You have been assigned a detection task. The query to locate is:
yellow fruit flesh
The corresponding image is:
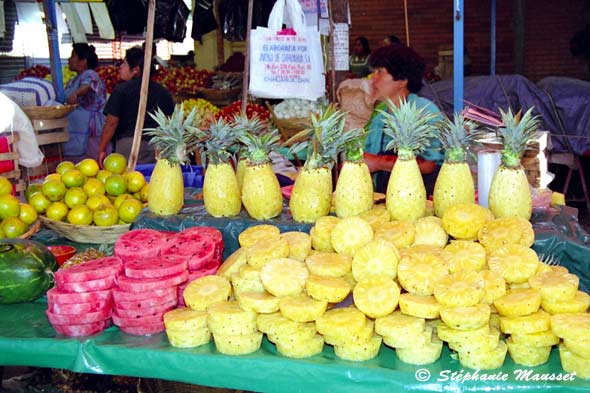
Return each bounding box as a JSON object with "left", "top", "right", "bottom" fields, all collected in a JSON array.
[
  {"left": 433, "top": 162, "right": 475, "bottom": 218},
  {"left": 241, "top": 163, "right": 283, "bottom": 220},
  {"left": 203, "top": 162, "right": 241, "bottom": 217},
  {"left": 488, "top": 165, "right": 532, "bottom": 220},
  {"left": 334, "top": 162, "right": 373, "bottom": 218},
  {"left": 147, "top": 159, "right": 184, "bottom": 216},
  {"left": 386, "top": 158, "right": 426, "bottom": 221},
  {"left": 289, "top": 167, "right": 332, "bottom": 223}
]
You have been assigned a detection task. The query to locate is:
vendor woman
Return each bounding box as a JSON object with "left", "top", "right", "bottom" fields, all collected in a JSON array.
[
  {"left": 63, "top": 43, "right": 106, "bottom": 160},
  {"left": 98, "top": 46, "right": 174, "bottom": 165},
  {"left": 363, "top": 44, "right": 444, "bottom": 193}
]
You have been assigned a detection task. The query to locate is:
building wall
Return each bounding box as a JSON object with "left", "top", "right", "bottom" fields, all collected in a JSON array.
[{"left": 349, "top": 0, "right": 589, "bottom": 81}]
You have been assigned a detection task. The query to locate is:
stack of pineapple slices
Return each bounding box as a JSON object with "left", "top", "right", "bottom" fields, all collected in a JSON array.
[{"left": 160, "top": 208, "right": 590, "bottom": 378}]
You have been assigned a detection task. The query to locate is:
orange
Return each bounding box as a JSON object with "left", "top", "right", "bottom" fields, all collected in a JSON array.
[
  {"left": 61, "top": 169, "right": 86, "bottom": 188},
  {"left": 118, "top": 198, "right": 143, "bottom": 223},
  {"left": 96, "top": 170, "right": 112, "bottom": 184},
  {"left": 18, "top": 203, "right": 38, "bottom": 225},
  {"left": 0, "top": 194, "right": 21, "bottom": 219},
  {"left": 83, "top": 178, "right": 106, "bottom": 197},
  {"left": 105, "top": 174, "right": 127, "bottom": 197},
  {"left": 139, "top": 183, "right": 149, "bottom": 203},
  {"left": 126, "top": 171, "right": 146, "bottom": 193},
  {"left": 1, "top": 217, "right": 27, "bottom": 238},
  {"left": 93, "top": 204, "right": 118, "bottom": 226},
  {"left": 103, "top": 153, "right": 127, "bottom": 175},
  {"left": 42, "top": 179, "right": 66, "bottom": 202},
  {"left": 67, "top": 205, "right": 93, "bottom": 225},
  {"left": 46, "top": 202, "right": 69, "bottom": 221},
  {"left": 76, "top": 158, "right": 100, "bottom": 177},
  {"left": 113, "top": 194, "right": 134, "bottom": 210},
  {"left": 25, "top": 184, "right": 42, "bottom": 202},
  {"left": 56, "top": 161, "right": 75, "bottom": 176},
  {"left": 0, "top": 177, "right": 13, "bottom": 196},
  {"left": 29, "top": 193, "right": 51, "bottom": 213},
  {"left": 64, "top": 187, "right": 88, "bottom": 209},
  {"left": 86, "top": 195, "right": 112, "bottom": 211},
  {"left": 44, "top": 173, "right": 61, "bottom": 183}
]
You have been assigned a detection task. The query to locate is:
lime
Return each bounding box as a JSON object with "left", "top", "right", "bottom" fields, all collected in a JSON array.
[
  {"left": 46, "top": 202, "right": 69, "bottom": 221},
  {"left": 113, "top": 194, "right": 134, "bottom": 209},
  {"left": 105, "top": 174, "right": 127, "bottom": 197},
  {"left": 96, "top": 170, "right": 112, "bottom": 184},
  {"left": 118, "top": 198, "right": 143, "bottom": 223},
  {"left": 44, "top": 173, "right": 61, "bottom": 183},
  {"left": 86, "top": 195, "right": 112, "bottom": 211},
  {"left": 64, "top": 187, "right": 88, "bottom": 209},
  {"left": 76, "top": 158, "right": 100, "bottom": 177},
  {"left": 93, "top": 204, "right": 119, "bottom": 226},
  {"left": 1, "top": 217, "right": 27, "bottom": 238},
  {"left": 0, "top": 194, "right": 21, "bottom": 219},
  {"left": 83, "top": 178, "right": 106, "bottom": 197},
  {"left": 61, "top": 169, "right": 86, "bottom": 188},
  {"left": 126, "top": 171, "right": 146, "bottom": 193},
  {"left": 42, "top": 179, "right": 67, "bottom": 202},
  {"left": 29, "top": 193, "right": 51, "bottom": 213},
  {"left": 25, "top": 184, "right": 42, "bottom": 201},
  {"left": 67, "top": 205, "right": 93, "bottom": 225},
  {"left": 0, "top": 177, "right": 13, "bottom": 196},
  {"left": 139, "top": 183, "right": 149, "bottom": 203},
  {"left": 103, "top": 153, "right": 127, "bottom": 175},
  {"left": 19, "top": 203, "right": 38, "bottom": 225},
  {"left": 56, "top": 161, "right": 75, "bottom": 176}
]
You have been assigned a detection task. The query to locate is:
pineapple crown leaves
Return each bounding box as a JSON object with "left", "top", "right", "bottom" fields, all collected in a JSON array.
[
  {"left": 199, "top": 117, "right": 238, "bottom": 166},
  {"left": 144, "top": 103, "right": 204, "bottom": 165},
  {"left": 231, "top": 113, "right": 266, "bottom": 138},
  {"left": 238, "top": 126, "right": 282, "bottom": 165},
  {"left": 440, "top": 112, "right": 482, "bottom": 163},
  {"left": 497, "top": 106, "right": 540, "bottom": 168},
  {"left": 379, "top": 97, "right": 440, "bottom": 160}
]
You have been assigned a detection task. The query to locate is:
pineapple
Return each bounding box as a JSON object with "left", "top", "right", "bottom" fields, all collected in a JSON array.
[
  {"left": 564, "top": 337, "right": 590, "bottom": 359},
  {"left": 542, "top": 291, "right": 590, "bottom": 314},
  {"left": 239, "top": 126, "right": 283, "bottom": 220},
  {"left": 166, "top": 328, "right": 211, "bottom": 348},
  {"left": 379, "top": 98, "right": 440, "bottom": 221},
  {"left": 330, "top": 217, "right": 374, "bottom": 256},
  {"left": 305, "top": 274, "right": 351, "bottom": 303},
  {"left": 458, "top": 341, "right": 508, "bottom": 370},
  {"left": 512, "top": 330, "right": 559, "bottom": 347},
  {"left": 373, "top": 220, "right": 415, "bottom": 249},
  {"left": 351, "top": 239, "right": 399, "bottom": 281},
  {"left": 144, "top": 104, "right": 202, "bottom": 215},
  {"left": 375, "top": 311, "right": 425, "bottom": 346},
  {"left": 507, "top": 337, "right": 552, "bottom": 367},
  {"left": 281, "top": 231, "right": 312, "bottom": 261},
  {"left": 238, "top": 224, "right": 281, "bottom": 247},
  {"left": 395, "top": 330, "right": 443, "bottom": 365},
  {"left": 412, "top": 216, "right": 448, "bottom": 248},
  {"left": 528, "top": 269, "right": 579, "bottom": 302},
  {"left": 441, "top": 240, "right": 487, "bottom": 273},
  {"left": 447, "top": 329, "right": 500, "bottom": 353},
  {"left": 398, "top": 293, "right": 441, "bottom": 319},
  {"left": 433, "top": 113, "right": 480, "bottom": 218},
  {"left": 499, "top": 310, "right": 550, "bottom": 334},
  {"left": 550, "top": 313, "right": 590, "bottom": 341},
  {"left": 487, "top": 244, "right": 539, "bottom": 284},
  {"left": 207, "top": 301, "right": 258, "bottom": 335},
  {"left": 213, "top": 332, "right": 263, "bottom": 355},
  {"left": 559, "top": 344, "right": 590, "bottom": 379},
  {"left": 488, "top": 107, "right": 541, "bottom": 219},
  {"left": 353, "top": 276, "right": 401, "bottom": 318},
  {"left": 334, "top": 335, "right": 382, "bottom": 362},
  {"left": 439, "top": 304, "right": 490, "bottom": 330},
  {"left": 397, "top": 253, "right": 448, "bottom": 296},
  {"left": 279, "top": 294, "right": 328, "bottom": 322},
  {"left": 275, "top": 334, "right": 324, "bottom": 359},
  {"left": 433, "top": 271, "right": 485, "bottom": 307},
  {"left": 305, "top": 252, "right": 352, "bottom": 277},
  {"left": 493, "top": 288, "right": 542, "bottom": 317},
  {"left": 232, "top": 113, "right": 266, "bottom": 191},
  {"left": 441, "top": 202, "right": 494, "bottom": 241},
  {"left": 310, "top": 215, "right": 341, "bottom": 252},
  {"left": 480, "top": 270, "right": 507, "bottom": 304},
  {"left": 324, "top": 320, "right": 374, "bottom": 346},
  {"left": 217, "top": 248, "right": 248, "bottom": 280},
  {"left": 246, "top": 237, "right": 290, "bottom": 268},
  {"left": 260, "top": 258, "right": 309, "bottom": 297},
  {"left": 478, "top": 217, "right": 535, "bottom": 250},
  {"left": 200, "top": 117, "right": 242, "bottom": 217},
  {"left": 237, "top": 291, "right": 280, "bottom": 314},
  {"left": 164, "top": 308, "right": 208, "bottom": 331},
  {"left": 359, "top": 205, "right": 391, "bottom": 231},
  {"left": 183, "top": 275, "right": 232, "bottom": 311},
  {"left": 315, "top": 307, "right": 367, "bottom": 339}
]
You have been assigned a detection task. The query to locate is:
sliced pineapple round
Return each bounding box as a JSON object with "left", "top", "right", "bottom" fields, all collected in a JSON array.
[
  {"left": 412, "top": 216, "right": 448, "bottom": 248},
  {"left": 238, "top": 264, "right": 262, "bottom": 280},
  {"left": 305, "top": 252, "right": 352, "bottom": 277},
  {"left": 437, "top": 323, "right": 490, "bottom": 343},
  {"left": 315, "top": 306, "right": 366, "bottom": 338},
  {"left": 439, "top": 304, "right": 490, "bottom": 330},
  {"left": 478, "top": 217, "right": 535, "bottom": 250},
  {"left": 353, "top": 276, "right": 401, "bottom": 318},
  {"left": 374, "top": 311, "right": 425, "bottom": 339},
  {"left": 447, "top": 328, "right": 500, "bottom": 353},
  {"left": 213, "top": 331, "right": 263, "bottom": 355},
  {"left": 183, "top": 275, "right": 232, "bottom": 311},
  {"left": 164, "top": 307, "right": 208, "bottom": 331},
  {"left": 458, "top": 340, "right": 507, "bottom": 370},
  {"left": 506, "top": 337, "right": 551, "bottom": 367},
  {"left": 373, "top": 220, "right": 415, "bottom": 249},
  {"left": 330, "top": 217, "right": 374, "bottom": 256},
  {"left": 499, "top": 310, "right": 550, "bottom": 334},
  {"left": 305, "top": 274, "right": 351, "bottom": 303},
  {"left": 529, "top": 269, "right": 579, "bottom": 302},
  {"left": 216, "top": 248, "right": 248, "bottom": 279},
  {"left": 279, "top": 294, "right": 327, "bottom": 322},
  {"left": 493, "top": 288, "right": 542, "bottom": 317},
  {"left": 559, "top": 344, "right": 590, "bottom": 379},
  {"left": 281, "top": 231, "right": 312, "bottom": 261},
  {"left": 433, "top": 271, "right": 485, "bottom": 307},
  {"left": 550, "top": 313, "right": 590, "bottom": 340},
  {"left": 480, "top": 270, "right": 507, "bottom": 304},
  {"left": 487, "top": 244, "right": 539, "bottom": 284},
  {"left": 399, "top": 244, "right": 443, "bottom": 259},
  {"left": 398, "top": 293, "right": 440, "bottom": 319},
  {"left": 441, "top": 240, "right": 487, "bottom": 273},
  {"left": 564, "top": 337, "right": 590, "bottom": 359},
  {"left": 207, "top": 300, "right": 257, "bottom": 335},
  {"left": 396, "top": 331, "right": 443, "bottom": 365},
  {"left": 511, "top": 329, "right": 559, "bottom": 348},
  {"left": 359, "top": 206, "right": 391, "bottom": 231},
  {"left": 260, "top": 258, "right": 309, "bottom": 297},
  {"left": 542, "top": 290, "right": 590, "bottom": 314},
  {"left": 231, "top": 274, "right": 265, "bottom": 297},
  {"left": 237, "top": 291, "right": 280, "bottom": 314},
  {"left": 275, "top": 334, "right": 324, "bottom": 359},
  {"left": 324, "top": 320, "right": 374, "bottom": 346},
  {"left": 310, "top": 216, "right": 341, "bottom": 252},
  {"left": 334, "top": 335, "right": 382, "bottom": 362},
  {"left": 257, "top": 312, "right": 315, "bottom": 341},
  {"left": 397, "top": 254, "right": 448, "bottom": 295},
  {"left": 166, "top": 327, "right": 211, "bottom": 348},
  {"left": 351, "top": 239, "right": 399, "bottom": 281},
  {"left": 246, "top": 237, "right": 290, "bottom": 268},
  {"left": 238, "top": 224, "right": 281, "bottom": 247},
  {"left": 442, "top": 202, "right": 494, "bottom": 241}
]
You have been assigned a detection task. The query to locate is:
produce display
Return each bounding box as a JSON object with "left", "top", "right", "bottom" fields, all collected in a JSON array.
[
  {"left": 27, "top": 154, "right": 147, "bottom": 226},
  {"left": 273, "top": 98, "right": 322, "bottom": 119},
  {"left": 0, "top": 176, "right": 39, "bottom": 238},
  {"left": 95, "top": 65, "right": 121, "bottom": 94},
  {"left": 216, "top": 100, "right": 270, "bottom": 122},
  {"left": 16, "top": 64, "right": 50, "bottom": 80},
  {"left": 153, "top": 66, "right": 214, "bottom": 95},
  {"left": 181, "top": 98, "right": 219, "bottom": 128}
]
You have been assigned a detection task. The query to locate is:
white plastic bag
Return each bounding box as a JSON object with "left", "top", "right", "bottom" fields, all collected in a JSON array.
[{"left": 249, "top": 0, "right": 325, "bottom": 100}]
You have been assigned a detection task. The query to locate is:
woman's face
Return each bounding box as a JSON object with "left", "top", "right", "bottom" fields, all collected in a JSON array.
[
  {"left": 68, "top": 51, "right": 85, "bottom": 73},
  {"left": 119, "top": 60, "right": 137, "bottom": 81},
  {"left": 354, "top": 40, "right": 365, "bottom": 56},
  {"left": 370, "top": 67, "right": 408, "bottom": 101}
]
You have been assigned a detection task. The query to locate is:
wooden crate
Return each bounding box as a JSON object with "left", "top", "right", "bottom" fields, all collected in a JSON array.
[
  {"left": 21, "top": 117, "right": 68, "bottom": 182},
  {"left": 0, "top": 133, "right": 26, "bottom": 196}
]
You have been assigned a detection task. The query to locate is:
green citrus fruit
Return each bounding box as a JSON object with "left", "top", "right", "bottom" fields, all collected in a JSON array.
[
  {"left": 67, "top": 205, "right": 93, "bottom": 225},
  {"left": 86, "top": 195, "right": 112, "bottom": 211},
  {"left": 76, "top": 158, "right": 100, "bottom": 177},
  {"left": 56, "top": 161, "right": 75, "bottom": 176},
  {"left": 93, "top": 204, "right": 118, "bottom": 226},
  {"left": 83, "top": 178, "right": 106, "bottom": 197},
  {"left": 0, "top": 194, "right": 21, "bottom": 219},
  {"left": 42, "top": 179, "right": 67, "bottom": 202},
  {"left": 25, "top": 184, "right": 42, "bottom": 202},
  {"left": 1, "top": 217, "right": 27, "bottom": 238},
  {"left": 0, "top": 177, "right": 13, "bottom": 196},
  {"left": 139, "top": 183, "right": 149, "bottom": 203},
  {"left": 103, "top": 153, "right": 127, "bottom": 175},
  {"left": 61, "top": 169, "right": 86, "bottom": 188},
  {"left": 96, "top": 170, "right": 112, "bottom": 184},
  {"left": 125, "top": 171, "right": 146, "bottom": 193},
  {"left": 19, "top": 203, "right": 38, "bottom": 225},
  {"left": 44, "top": 173, "right": 62, "bottom": 183},
  {"left": 29, "top": 193, "right": 51, "bottom": 213},
  {"left": 64, "top": 187, "right": 88, "bottom": 209},
  {"left": 105, "top": 174, "right": 127, "bottom": 197},
  {"left": 113, "top": 194, "right": 134, "bottom": 210},
  {"left": 46, "top": 202, "right": 69, "bottom": 221},
  {"left": 118, "top": 198, "right": 143, "bottom": 223}
]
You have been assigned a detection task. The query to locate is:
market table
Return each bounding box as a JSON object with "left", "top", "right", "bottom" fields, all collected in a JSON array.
[{"left": 2, "top": 200, "right": 589, "bottom": 392}]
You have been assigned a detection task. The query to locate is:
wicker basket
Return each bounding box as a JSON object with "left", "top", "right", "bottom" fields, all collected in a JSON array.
[
  {"left": 197, "top": 87, "right": 241, "bottom": 101},
  {"left": 39, "top": 216, "right": 130, "bottom": 244},
  {"left": 21, "top": 105, "right": 77, "bottom": 120},
  {"left": 18, "top": 220, "right": 41, "bottom": 240},
  {"left": 273, "top": 117, "right": 311, "bottom": 140}
]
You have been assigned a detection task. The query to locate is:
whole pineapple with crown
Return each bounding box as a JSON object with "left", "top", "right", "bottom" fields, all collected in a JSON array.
[
  {"left": 433, "top": 113, "right": 480, "bottom": 218},
  {"left": 380, "top": 98, "right": 440, "bottom": 221},
  {"left": 488, "top": 107, "right": 540, "bottom": 220},
  {"left": 239, "top": 126, "right": 283, "bottom": 220},
  {"left": 144, "top": 104, "right": 201, "bottom": 216},
  {"left": 201, "top": 117, "right": 241, "bottom": 217},
  {"left": 233, "top": 114, "right": 266, "bottom": 191}
]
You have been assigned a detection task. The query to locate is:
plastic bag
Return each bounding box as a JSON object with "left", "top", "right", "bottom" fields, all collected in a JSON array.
[
  {"left": 191, "top": 0, "right": 218, "bottom": 42},
  {"left": 105, "top": 0, "right": 147, "bottom": 35},
  {"left": 154, "top": 0, "right": 189, "bottom": 42},
  {"left": 219, "top": 0, "right": 246, "bottom": 41}
]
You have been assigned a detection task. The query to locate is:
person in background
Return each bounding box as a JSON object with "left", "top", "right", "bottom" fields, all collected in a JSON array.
[
  {"left": 363, "top": 44, "right": 444, "bottom": 193},
  {"left": 63, "top": 43, "right": 106, "bottom": 161},
  {"left": 349, "top": 37, "right": 372, "bottom": 78},
  {"left": 98, "top": 46, "right": 175, "bottom": 165},
  {"left": 383, "top": 34, "right": 402, "bottom": 46}
]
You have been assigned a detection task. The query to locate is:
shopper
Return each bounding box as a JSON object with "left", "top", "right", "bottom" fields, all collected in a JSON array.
[
  {"left": 349, "top": 37, "right": 372, "bottom": 78},
  {"left": 98, "top": 47, "right": 175, "bottom": 165}
]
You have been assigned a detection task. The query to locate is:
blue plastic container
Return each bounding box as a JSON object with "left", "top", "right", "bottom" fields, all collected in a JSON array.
[{"left": 135, "top": 163, "right": 204, "bottom": 189}]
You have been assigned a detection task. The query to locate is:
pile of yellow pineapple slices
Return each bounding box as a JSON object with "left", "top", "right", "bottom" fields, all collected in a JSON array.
[{"left": 161, "top": 203, "right": 590, "bottom": 378}]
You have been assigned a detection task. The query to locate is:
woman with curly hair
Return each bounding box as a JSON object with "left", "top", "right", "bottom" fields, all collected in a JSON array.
[{"left": 363, "top": 44, "right": 444, "bottom": 193}]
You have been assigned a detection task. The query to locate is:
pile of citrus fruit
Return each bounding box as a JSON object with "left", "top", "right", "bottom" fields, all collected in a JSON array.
[
  {"left": 26, "top": 153, "right": 148, "bottom": 227},
  {"left": 0, "top": 177, "right": 38, "bottom": 238}
]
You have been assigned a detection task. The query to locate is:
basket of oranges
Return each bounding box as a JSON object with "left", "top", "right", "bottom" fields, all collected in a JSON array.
[
  {"left": 30, "top": 153, "right": 148, "bottom": 244},
  {"left": 0, "top": 176, "right": 41, "bottom": 239}
]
